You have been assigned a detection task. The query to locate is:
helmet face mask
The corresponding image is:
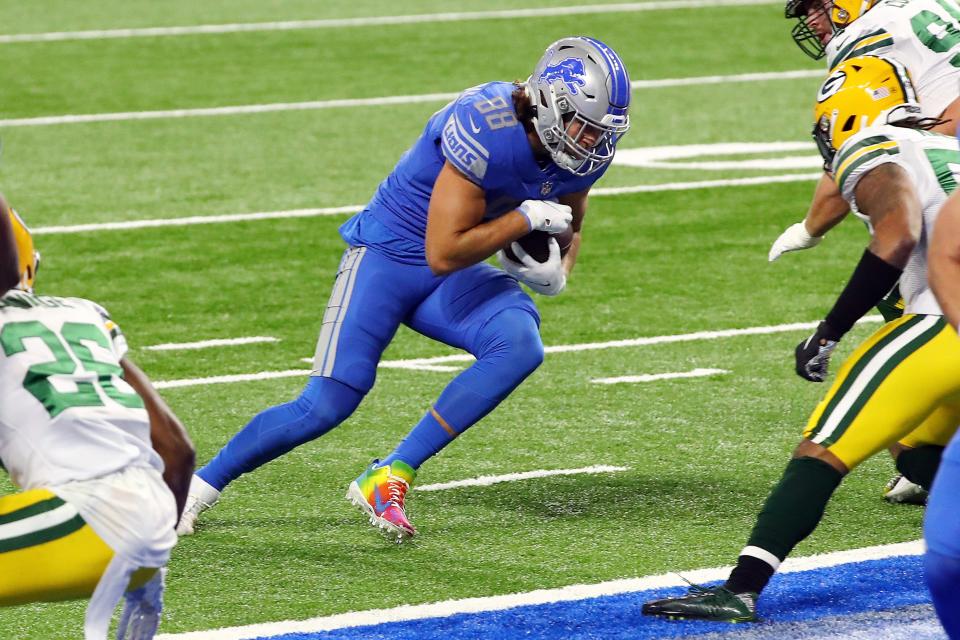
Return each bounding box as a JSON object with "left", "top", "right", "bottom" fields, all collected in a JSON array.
[
  {"left": 812, "top": 56, "right": 920, "bottom": 170},
  {"left": 527, "top": 37, "right": 631, "bottom": 176},
  {"left": 785, "top": 0, "right": 879, "bottom": 59},
  {"left": 9, "top": 208, "right": 40, "bottom": 293},
  {"left": 786, "top": 0, "right": 835, "bottom": 59}
]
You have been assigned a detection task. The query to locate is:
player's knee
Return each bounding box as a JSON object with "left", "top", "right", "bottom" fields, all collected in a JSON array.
[
  {"left": 482, "top": 309, "right": 543, "bottom": 376},
  {"left": 297, "top": 377, "right": 364, "bottom": 435},
  {"left": 511, "top": 326, "right": 545, "bottom": 375}
]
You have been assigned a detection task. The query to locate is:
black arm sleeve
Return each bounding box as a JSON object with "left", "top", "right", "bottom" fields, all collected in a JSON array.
[{"left": 822, "top": 248, "right": 904, "bottom": 340}]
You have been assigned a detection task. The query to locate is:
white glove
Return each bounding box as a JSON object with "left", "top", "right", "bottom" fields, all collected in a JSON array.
[
  {"left": 768, "top": 221, "right": 823, "bottom": 262},
  {"left": 518, "top": 200, "right": 572, "bottom": 234},
  {"left": 116, "top": 568, "right": 165, "bottom": 640},
  {"left": 497, "top": 238, "right": 567, "bottom": 296}
]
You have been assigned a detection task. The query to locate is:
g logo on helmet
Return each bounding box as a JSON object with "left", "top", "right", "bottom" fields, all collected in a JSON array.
[
  {"left": 817, "top": 70, "right": 847, "bottom": 103},
  {"left": 539, "top": 57, "right": 587, "bottom": 95}
]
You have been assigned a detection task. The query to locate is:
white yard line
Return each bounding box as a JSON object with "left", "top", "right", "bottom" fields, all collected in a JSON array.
[
  {"left": 143, "top": 336, "right": 278, "bottom": 351},
  {"left": 153, "top": 318, "right": 882, "bottom": 390},
  {"left": 417, "top": 465, "right": 629, "bottom": 492},
  {"left": 592, "top": 172, "right": 822, "bottom": 196},
  {"left": 31, "top": 206, "right": 362, "bottom": 235},
  {"left": 377, "top": 362, "right": 464, "bottom": 372},
  {"left": 373, "top": 317, "right": 881, "bottom": 369},
  {"left": 0, "top": 0, "right": 778, "bottom": 44},
  {"left": 32, "top": 172, "right": 822, "bottom": 236},
  {"left": 156, "top": 539, "right": 924, "bottom": 640},
  {"left": 153, "top": 369, "right": 309, "bottom": 390},
  {"left": 592, "top": 368, "right": 729, "bottom": 384},
  {"left": 0, "top": 70, "right": 822, "bottom": 129},
  {"left": 618, "top": 141, "right": 817, "bottom": 161},
  {"left": 614, "top": 141, "right": 823, "bottom": 171}
]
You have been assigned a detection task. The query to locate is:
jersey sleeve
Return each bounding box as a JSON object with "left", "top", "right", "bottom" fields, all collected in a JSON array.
[
  {"left": 440, "top": 98, "right": 493, "bottom": 186},
  {"left": 832, "top": 129, "right": 914, "bottom": 206},
  {"left": 439, "top": 84, "right": 524, "bottom": 189},
  {"left": 71, "top": 298, "right": 130, "bottom": 359}
]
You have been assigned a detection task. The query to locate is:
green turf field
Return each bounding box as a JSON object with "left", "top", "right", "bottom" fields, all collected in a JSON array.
[{"left": 0, "top": 1, "right": 929, "bottom": 638}]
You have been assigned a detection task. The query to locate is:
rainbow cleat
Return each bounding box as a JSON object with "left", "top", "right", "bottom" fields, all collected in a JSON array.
[{"left": 346, "top": 460, "right": 417, "bottom": 543}]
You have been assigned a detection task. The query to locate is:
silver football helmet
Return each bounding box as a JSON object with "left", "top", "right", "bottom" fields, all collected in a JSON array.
[{"left": 527, "top": 37, "right": 631, "bottom": 176}]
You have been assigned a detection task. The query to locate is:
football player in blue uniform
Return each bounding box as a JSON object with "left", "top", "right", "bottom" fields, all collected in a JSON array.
[
  {"left": 177, "top": 37, "right": 631, "bottom": 541},
  {"left": 926, "top": 189, "right": 960, "bottom": 638}
]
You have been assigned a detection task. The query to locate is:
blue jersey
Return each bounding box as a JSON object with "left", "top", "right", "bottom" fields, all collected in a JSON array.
[{"left": 339, "top": 81, "right": 606, "bottom": 264}]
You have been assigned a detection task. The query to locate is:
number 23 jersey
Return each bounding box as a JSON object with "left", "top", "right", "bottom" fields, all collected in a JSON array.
[{"left": 0, "top": 291, "right": 161, "bottom": 490}]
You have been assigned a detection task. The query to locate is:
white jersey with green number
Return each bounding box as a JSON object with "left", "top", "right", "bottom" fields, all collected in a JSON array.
[
  {"left": 0, "top": 291, "right": 161, "bottom": 490},
  {"left": 832, "top": 124, "right": 959, "bottom": 315},
  {"left": 826, "top": 0, "right": 960, "bottom": 118}
]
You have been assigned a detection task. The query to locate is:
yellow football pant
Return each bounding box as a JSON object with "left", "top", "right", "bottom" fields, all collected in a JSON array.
[
  {"left": 803, "top": 314, "right": 960, "bottom": 469},
  {"left": 0, "top": 487, "right": 153, "bottom": 607}
]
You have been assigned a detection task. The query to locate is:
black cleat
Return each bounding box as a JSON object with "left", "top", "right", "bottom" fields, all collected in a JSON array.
[{"left": 642, "top": 584, "right": 758, "bottom": 622}]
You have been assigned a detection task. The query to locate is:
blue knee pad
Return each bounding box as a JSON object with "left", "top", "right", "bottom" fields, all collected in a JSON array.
[{"left": 199, "top": 377, "right": 364, "bottom": 490}]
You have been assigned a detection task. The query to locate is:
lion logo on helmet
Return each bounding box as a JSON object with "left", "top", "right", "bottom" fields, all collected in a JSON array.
[{"left": 539, "top": 57, "right": 587, "bottom": 95}]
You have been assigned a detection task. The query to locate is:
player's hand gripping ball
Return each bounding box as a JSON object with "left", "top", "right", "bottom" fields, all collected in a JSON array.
[{"left": 502, "top": 227, "right": 574, "bottom": 263}]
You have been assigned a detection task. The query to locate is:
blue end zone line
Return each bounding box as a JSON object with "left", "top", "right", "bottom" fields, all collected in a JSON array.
[{"left": 157, "top": 540, "right": 928, "bottom": 640}]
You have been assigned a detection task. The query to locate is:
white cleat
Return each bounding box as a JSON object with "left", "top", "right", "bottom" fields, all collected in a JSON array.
[
  {"left": 883, "top": 474, "right": 928, "bottom": 505},
  {"left": 175, "top": 475, "right": 221, "bottom": 536}
]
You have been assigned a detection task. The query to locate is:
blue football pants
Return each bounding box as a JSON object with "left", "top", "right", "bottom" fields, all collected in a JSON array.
[
  {"left": 199, "top": 246, "right": 542, "bottom": 489},
  {"left": 925, "top": 433, "right": 960, "bottom": 639}
]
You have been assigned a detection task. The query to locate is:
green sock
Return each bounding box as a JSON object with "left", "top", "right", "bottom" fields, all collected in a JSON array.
[
  {"left": 895, "top": 445, "right": 944, "bottom": 490},
  {"left": 744, "top": 456, "right": 844, "bottom": 562}
]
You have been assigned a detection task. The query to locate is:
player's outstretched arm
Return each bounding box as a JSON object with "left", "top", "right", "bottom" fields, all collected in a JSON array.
[
  {"left": 795, "top": 164, "right": 919, "bottom": 381},
  {"left": 121, "top": 358, "right": 195, "bottom": 519},
  {"left": 931, "top": 191, "right": 960, "bottom": 331},
  {"left": 0, "top": 194, "right": 20, "bottom": 294},
  {"left": 805, "top": 173, "right": 850, "bottom": 237},
  {"left": 769, "top": 174, "right": 848, "bottom": 261}
]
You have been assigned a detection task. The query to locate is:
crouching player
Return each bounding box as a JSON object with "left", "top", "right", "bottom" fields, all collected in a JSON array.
[
  {"left": 925, "top": 176, "right": 960, "bottom": 638},
  {"left": 0, "top": 201, "right": 195, "bottom": 639},
  {"left": 643, "top": 56, "right": 960, "bottom": 622},
  {"left": 178, "top": 37, "right": 631, "bottom": 542}
]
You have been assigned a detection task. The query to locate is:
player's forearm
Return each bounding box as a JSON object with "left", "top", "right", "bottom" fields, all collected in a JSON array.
[
  {"left": 930, "top": 195, "right": 960, "bottom": 331},
  {"left": 820, "top": 167, "right": 919, "bottom": 340},
  {"left": 557, "top": 190, "right": 586, "bottom": 275},
  {"left": 804, "top": 173, "right": 850, "bottom": 237},
  {"left": 0, "top": 195, "right": 19, "bottom": 294},
  {"left": 561, "top": 232, "right": 582, "bottom": 275},
  {"left": 120, "top": 358, "right": 196, "bottom": 519},
  {"left": 426, "top": 210, "right": 530, "bottom": 274},
  {"left": 143, "top": 408, "right": 195, "bottom": 520},
  {"left": 153, "top": 419, "right": 195, "bottom": 520}
]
